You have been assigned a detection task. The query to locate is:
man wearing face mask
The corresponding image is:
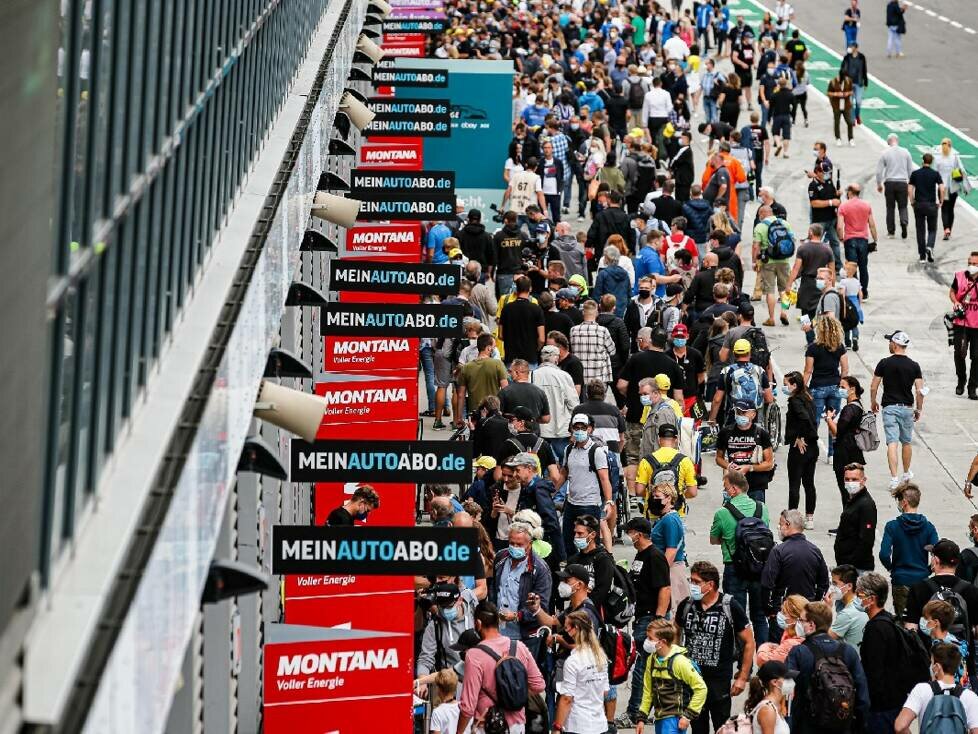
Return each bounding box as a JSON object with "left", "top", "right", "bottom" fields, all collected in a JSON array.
[
  {"left": 950, "top": 251, "right": 978, "bottom": 399},
  {"left": 786, "top": 601, "right": 870, "bottom": 734},
  {"left": 566, "top": 515, "right": 617, "bottom": 619},
  {"left": 491, "top": 524, "right": 553, "bottom": 647},
  {"left": 559, "top": 414, "right": 615, "bottom": 553},
  {"left": 325, "top": 484, "right": 379, "bottom": 526},
  {"left": 676, "top": 560, "right": 755, "bottom": 734},
  {"left": 715, "top": 400, "right": 775, "bottom": 503},
  {"left": 879, "top": 483, "right": 938, "bottom": 621},
  {"left": 761, "top": 509, "right": 830, "bottom": 641},
  {"left": 832, "top": 464, "right": 876, "bottom": 575},
  {"left": 668, "top": 324, "right": 706, "bottom": 416},
  {"left": 824, "top": 564, "right": 868, "bottom": 647},
  {"left": 416, "top": 581, "right": 479, "bottom": 680},
  {"left": 894, "top": 643, "right": 978, "bottom": 734},
  {"left": 618, "top": 518, "right": 670, "bottom": 728}
]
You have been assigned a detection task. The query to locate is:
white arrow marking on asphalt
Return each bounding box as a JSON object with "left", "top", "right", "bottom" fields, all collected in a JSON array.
[
  {"left": 874, "top": 119, "right": 925, "bottom": 133},
  {"left": 861, "top": 97, "right": 898, "bottom": 110}
]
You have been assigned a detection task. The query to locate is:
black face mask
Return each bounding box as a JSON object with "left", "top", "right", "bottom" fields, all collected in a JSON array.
[
  {"left": 647, "top": 496, "right": 666, "bottom": 516},
  {"left": 638, "top": 289, "right": 652, "bottom": 299}
]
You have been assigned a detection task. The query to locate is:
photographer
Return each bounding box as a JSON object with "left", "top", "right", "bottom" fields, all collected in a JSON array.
[{"left": 524, "top": 205, "right": 560, "bottom": 295}]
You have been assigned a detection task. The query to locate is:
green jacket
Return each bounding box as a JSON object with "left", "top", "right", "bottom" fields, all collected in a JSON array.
[{"left": 639, "top": 644, "right": 708, "bottom": 722}]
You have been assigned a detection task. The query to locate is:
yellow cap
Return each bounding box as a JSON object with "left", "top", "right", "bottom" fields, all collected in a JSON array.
[
  {"left": 733, "top": 338, "right": 752, "bottom": 355},
  {"left": 654, "top": 374, "right": 671, "bottom": 391},
  {"left": 448, "top": 247, "right": 463, "bottom": 258},
  {"left": 628, "top": 127, "right": 645, "bottom": 138},
  {"left": 473, "top": 456, "right": 497, "bottom": 470}
]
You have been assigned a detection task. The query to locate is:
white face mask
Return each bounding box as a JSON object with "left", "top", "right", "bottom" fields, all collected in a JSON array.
[
  {"left": 780, "top": 678, "right": 796, "bottom": 699},
  {"left": 844, "top": 481, "right": 861, "bottom": 495},
  {"left": 795, "top": 621, "right": 808, "bottom": 638},
  {"left": 968, "top": 264, "right": 978, "bottom": 275},
  {"left": 558, "top": 581, "right": 573, "bottom": 598},
  {"left": 643, "top": 638, "right": 658, "bottom": 655}
]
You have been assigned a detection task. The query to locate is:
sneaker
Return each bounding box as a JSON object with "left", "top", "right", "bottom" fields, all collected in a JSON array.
[
  {"left": 562, "top": 206, "right": 569, "bottom": 215},
  {"left": 852, "top": 337, "right": 859, "bottom": 352},
  {"left": 805, "top": 515, "right": 815, "bottom": 530},
  {"left": 836, "top": 138, "right": 843, "bottom": 147},
  {"left": 970, "top": 390, "right": 978, "bottom": 401},
  {"left": 614, "top": 714, "right": 636, "bottom": 729},
  {"left": 420, "top": 409, "right": 435, "bottom": 418},
  {"left": 804, "top": 119, "right": 809, "bottom": 128},
  {"left": 901, "top": 225, "right": 908, "bottom": 239},
  {"left": 919, "top": 257, "right": 927, "bottom": 264},
  {"left": 762, "top": 318, "right": 776, "bottom": 326},
  {"left": 606, "top": 722, "right": 618, "bottom": 734},
  {"left": 783, "top": 153, "right": 790, "bottom": 159},
  {"left": 902, "top": 471, "right": 914, "bottom": 483},
  {"left": 849, "top": 139, "right": 856, "bottom": 147},
  {"left": 887, "top": 232, "right": 895, "bottom": 239},
  {"left": 780, "top": 314, "right": 789, "bottom": 326},
  {"left": 889, "top": 476, "right": 900, "bottom": 489},
  {"left": 926, "top": 247, "right": 934, "bottom": 263},
  {"left": 431, "top": 420, "right": 447, "bottom": 431},
  {"left": 957, "top": 382, "right": 966, "bottom": 395}
]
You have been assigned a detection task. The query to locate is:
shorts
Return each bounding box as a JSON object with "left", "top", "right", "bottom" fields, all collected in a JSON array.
[
  {"left": 433, "top": 352, "right": 453, "bottom": 388},
  {"left": 882, "top": 404, "right": 915, "bottom": 445},
  {"left": 759, "top": 260, "right": 790, "bottom": 295},
  {"left": 624, "top": 422, "right": 644, "bottom": 466},
  {"left": 771, "top": 114, "right": 791, "bottom": 139},
  {"left": 654, "top": 717, "right": 682, "bottom": 734},
  {"left": 737, "top": 70, "right": 753, "bottom": 88}
]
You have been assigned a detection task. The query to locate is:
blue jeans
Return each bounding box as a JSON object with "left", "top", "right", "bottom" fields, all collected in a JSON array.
[
  {"left": 655, "top": 717, "right": 682, "bottom": 734},
  {"left": 819, "top": 216, "right": 843, "bottom": 271},
  {"left": 723, "top": 564, "right": 769, "bottom": 643},
  {"left": 703, "top": 97, "right": 719, "bottom": 124},
  {"left": 562, "top": 501, "right": 602, "bottom": 557},
  {"left": 627, "top": 614, "right": 654, "bottom": 715},
  {"left": 562, "top": 162, "right": 574, "bottom": 208},
  {"left": 887, "top": 27, "right": 903, "bottom": 55},
  {"left": 419, "top": 344, "right": 436, "bottom": 411},
  {"left": 495, "top": 273, "right": 516, "bottom": 298},
  {"left": 844, "top": 237, "right": 870, "bottom": 297},
  {"left": 550, "top": 437, "right": 570, "bottom": 466},
  {"left": 843, "top": 25, "right": 858, "bottom": 49},
  {"left": 852, "top": 83, "right": 864, "bottom": 120},
  {"left": 811, "top": 384, "right": 842, "bottom": 454}
]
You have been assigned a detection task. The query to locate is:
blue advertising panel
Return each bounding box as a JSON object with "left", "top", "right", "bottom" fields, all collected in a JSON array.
[{"left": 392, "top": 58, "right": 514, "bottom": 220}]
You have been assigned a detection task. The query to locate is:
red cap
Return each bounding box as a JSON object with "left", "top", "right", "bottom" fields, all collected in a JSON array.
[{"left": 671, "top": 324, "right": 689, "bottom": 338}]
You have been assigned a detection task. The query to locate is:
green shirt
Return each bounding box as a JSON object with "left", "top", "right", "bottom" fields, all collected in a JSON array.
[
  {"left": 710, "top": 493, "right": 770, "bottom": 564},
  {"left": 458, "top": 357, "right": 508, "bottom": 410},
  {"left": 830, "top": 599, "right": 868, "bottom": 646},
  {"left": 752, "top": 217, "right": 794, "bottom": 262},
  {"left": 631, "top": 16, "right": 647, "bottom": 47}
]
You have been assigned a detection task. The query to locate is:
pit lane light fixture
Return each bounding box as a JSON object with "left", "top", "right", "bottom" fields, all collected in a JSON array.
[
  {"left": 202, "top": 560, "right": 270, "bottom": 604},
  {"left": 253, "top": 380, "right": 326, "bottom": 442},
  {"left": 237, "top": 436, "right": 288, "bottom": 480},
  {"left": 339, "top": 91, "right": 375, "bottom": 133},
  {"left": 355, "top": 35, "right": 385, "bottom": 65},
  {"left": 311, "top": 191, "right": 362, "bottom": 228}
]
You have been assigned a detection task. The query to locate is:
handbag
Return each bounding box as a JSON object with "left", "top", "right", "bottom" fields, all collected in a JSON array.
[{"left": 952, "top": 167, "right": 964, "bottom": 182}]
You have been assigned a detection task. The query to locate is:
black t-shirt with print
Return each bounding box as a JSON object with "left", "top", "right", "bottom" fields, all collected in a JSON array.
[
  {"left": 716, "top": 423, "right": 773, "bottom": 490},
  {"left": 677, "top": 595, "right": 750, "bottom": 678},
  {"left": 808, "top": 179, "right": 839, "bottom": 223}
]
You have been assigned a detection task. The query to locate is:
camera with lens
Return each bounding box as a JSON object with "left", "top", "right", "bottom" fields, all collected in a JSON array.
[
  {"left": 521, "top": 246, "right": 541, "bottom": 271},
  {"left": 945, "top": 312, "right": 957, "bottom": 346},
  {"left": 489, "top": 203, "right": 505, "bottom": 224}
]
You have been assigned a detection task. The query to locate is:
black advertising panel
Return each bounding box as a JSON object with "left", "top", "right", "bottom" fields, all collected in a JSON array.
[
  {"left": 367, "top": 98, "right": 451, "bottom": 137},
  {"left": 329, "top": 261, "right": 461, "bottom": 295},
  {"left": 371, "top": 67, "right": 449, "bottom": 88},
  {"left": 320, "top": 303, "right": 465, "bottom": 337},
  {"left": 356, "top": 194, "right": 456, "bottom": 221},
  {"left": 369, "top": 98, "right": 450, "bottom": 118},
  {"left": 350, "top": 169, "right": 455, "bottom": 195},
  {"left": 271, "top": 526, "right": 482, "bottom": 576},
  {"left": 382, "top": 19, "right": 447, "bottom": 33},
  {"left": 291, "top": 439, "right": 473, "bottom": 483}
]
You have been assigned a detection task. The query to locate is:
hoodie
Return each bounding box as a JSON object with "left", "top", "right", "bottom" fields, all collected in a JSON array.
[
  {"left": 458, "top": 221, "right": 494, "bottom": 268},
  {"left": 638, "top": 643, "right": 707, "bottom": 722},
  {"left": 879, "top": 512, "right": 939, "bottom": 586},
  {"left": 416, "top": 589, "right": 478, "bottom": 675},
  {"left": 682, "top": 198, "right": 713, "bottom": 244},
  {"left": 492, "top": 224, "right": 528, "bottom": 274},
  {"left": 592, "top": 264, "right": 632, "bottom": 317},
  {"left": 551, "top": 234, "right": 587, "bottom": 280},
  {"left": 713, "top": 245, "right": 744, "bottom": 289},
  {"left": 634, "top": 245, "right": 668, "bottom": 297}
]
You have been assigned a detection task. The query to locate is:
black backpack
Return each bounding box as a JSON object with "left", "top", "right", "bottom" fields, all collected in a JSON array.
[
  {"left": 723, "top": 501, "right": 774, "bottom": 581},
  {"left": 885, "top": 615, "right": 931, "bottom": 698},
  {"left": 838, "top": 293, "right": 859, "bottom": 331},
  {"left": 641, "top": 451, "right": 688, "bottom": 515},
  {"left": 603, "top": 561, "right": 637, "bottom": 627},
  {"left": 927, "top": 578, "right": 973, "bottom": 645},
  {"left": 806, "top": 640, "right": 856, "bottom": 731},
  {"left": 628, "top": 80, "right": 646, "bottom": 108},
  {"left": 742, "top": 327, "right": 771, "bottom": 370},
  {"left": 477, "top": 641, "right": 529, "bottom": 711}
]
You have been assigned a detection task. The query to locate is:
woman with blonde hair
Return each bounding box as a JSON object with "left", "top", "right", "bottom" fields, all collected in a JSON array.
[
  {"left": 756, "top": 594, "right": 808, "bottom": 664},
  {"left": 553, "top": 611, "right": 609, "bottom": 734},
  {"left": 804, "top": 314, "right": 849, "bottom": 460},
  {"left": 934, "top": 136, "right": 972, "bottom": 240}
]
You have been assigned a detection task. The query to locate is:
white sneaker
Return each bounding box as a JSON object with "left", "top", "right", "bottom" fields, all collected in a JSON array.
[
  {"left": 902, "top": 471, "right": 914, "bottom": 482},
  {"left": 889, "top": 476, "right": 900, "bottom": 489},
  {"left": 805, "top": 515, "right": 815, "bottom": 530},
  {"left": 836, "top": 138, "right": 843, "bottom": 146},
  {"left": 849, "top": 139, "right": 856, "bottom": 147}
]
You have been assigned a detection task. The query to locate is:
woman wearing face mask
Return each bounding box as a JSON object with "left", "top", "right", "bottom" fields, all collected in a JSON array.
[
  {"left": 783, "top": 371, "right": 819, "bottom": 529},
  {"left": 647, "top": 482, "right": 691, "bottom": 616},
  {"left": 803, "top": 313, "right": 849, "bottom": 463},
  {"left": 824, "top": 375, "right": 865, "bottom": 506},
  {"left": 756, "top": 594, "right": 807, "bottom": 665},
  {"left": 744, "top": 661, "right": 796, "bottom": 734},
  {"left": 553, "top": 611, "right": 610, "bottom": 734}
]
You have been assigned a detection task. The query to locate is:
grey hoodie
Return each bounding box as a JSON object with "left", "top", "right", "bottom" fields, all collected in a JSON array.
[
  {"left": 416, "top": 590, "right": 477, "bottom": 675},
  {"left": 552, "top": 234, "right": 587, "bottom": 279}
]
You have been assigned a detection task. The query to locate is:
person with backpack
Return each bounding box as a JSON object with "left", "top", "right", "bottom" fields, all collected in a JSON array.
[
  {"left": 905, "top": 539, "right": 978, "bottom": 684},
  {"left": 635, "top": 618, "right": 708, "bottom": 734},
  {"left": 880, "top": 483, "right": 940, "bottom": 621},
  {"left": 504, "top": 455, "right": 565, "bottom": 567},
  {"left": 824, "top": 375, "right": 868, "bottom": 507},
  {"left": 710, "top": 468, "right": 772, "bottom": 644},
  {"left": 785, "top": 600, "right": 870, "bottom": 734},
  {"left": 751, "top": 205, "right": 796, "bottom": 327},
  {"left": 567, "top": 515, "right": 618, "bottom": 618},
  {"left": 677, "top": 560, "right": 756, "bottom": 734},
  {"left": 636, "top": 423, "right": 698, "bottom": 518},
  {"left": 833, "top": 462, "right": 877, "bottom": 574},
  {"left": 553, "top": 611, "right": 611, "bottom": 734},
  {"left": 708, "top": 339, "right": 773, "bottom": 429},
  {"left": 921, "top": 600, "right": 971, "bottom": 687},
  {"left": 857, "top": 572, "right": 931, "bottom": 734},
  {"left": 894, "top": 643, "right": 978, "bottom": 734},
  {"left": 715, "top": 399, "right": 775, "bottom": 503},
  {"left": 619, "top": 518, "right": 672, "bottom": 729},
  {"left": 458, "top": 601, "right": 546, "bottom": 734},
  {"left": 494, "top": 406, "right": 561, "bottom": 488},
  {"left": 559, "top": 413, "right": 616, "bottom": 555}
]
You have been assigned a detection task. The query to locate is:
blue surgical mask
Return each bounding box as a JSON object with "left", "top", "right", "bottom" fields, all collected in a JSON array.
[
  {"left": 920, "top": 617, "right": 932, "bottom": 636},
  {"left": 852, "top": 598, "right": 865, "bottom": 612},
  {"left": 573, "top": 537, "right": 588, "bottom": 550},
  {"left": 735, "top": 415, "right": 750, "bottom": 428},
  {"left": 721, "top": 490, "right": 731, "bottom": 502},
  {"left": 442, "top": 606, "right": 459, "bottom": 621},
  {"left": 640, "top": 395, "right": 653, "bottom": 406},
  {"left": 815, "top": 278, "right": 826, "bottom": 291},
  {"left": 689, "top": 584, "right": 704, "bottom": 601},
  {"left": 572, "top": 429, "right": 589, "bottom": 443},
  {"left": 838, "top": 387, "right": 849, "bottom": 399},
  {"left": 673, "top": 338, "right": 687, "bottom": 348},
  {"left": 509, "top": 544, "right": 526, "bottom": 560},
  {"left": 776, "top": 611, "right": 788, "bottom": 629}
]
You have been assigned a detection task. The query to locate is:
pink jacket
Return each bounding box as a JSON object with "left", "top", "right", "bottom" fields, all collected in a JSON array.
[{"left": 459, "top": 635, "right": 545, "bottom": 726}]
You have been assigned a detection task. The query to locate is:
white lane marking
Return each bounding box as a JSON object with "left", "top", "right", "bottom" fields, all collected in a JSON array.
[
  {"left": 925, "top": 9, "right": 936, "bottom": 16},
  {"left": 906, "top": 0, "right": 974, "bottom": 34},
  {"left": 951, "top": 20, "right": 963, "bottom": 28}
]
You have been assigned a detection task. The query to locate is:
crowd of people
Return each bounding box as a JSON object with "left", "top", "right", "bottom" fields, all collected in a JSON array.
[{"left": 348, "top": 0, "right": 978, "bottom": 733}]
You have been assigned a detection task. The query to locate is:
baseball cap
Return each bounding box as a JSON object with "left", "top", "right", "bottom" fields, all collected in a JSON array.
[
  {"left": 738, "top": 302, "right": 755, "bottom": 318},
  {"left": 733, "top": 399, "right": 755, "bottom": 412},
  {"left": 570, "top": 413, "right": 593, "bottom": 427},
  {"left": 448, "top": 247, "right": 463, "bottom": 259},
  {"left": 926, "top": 538, "right": 961, "bottom": 566},
  {"left": 473, "top": 455, "right": 498, "bottom": 470},
  {"left": 540, "top": 344, "right": 560, "bottom": 360},
  {"left": 556, "top": 287, "right": 578, "bottom": 302},
  {"left": 885, "top": 330, "right": 911, "bottom": 347},
  {"left": 508, "top": 405, "right": 536, "bottom": 422},
  {"left": 504, "top": 451, "right": 538, "bottom": 468},
  {"left": 671, "top": 324, "right": 689, "bottom": 338},
  {"left": 624, "top": 517, "right": 653, "bottom": 536},
  {"left": 733, "top": 338, "right": 752, "bottom": 355},
  {"left": 757, "top": 661, "right": 800, "bottom": 683},
  {"left": 557, "top": 563, "right": 591, "bottom": 586},
  {"left": 654, "top": 373, "right": 672, "bottom": 391},
  {"left": 468, "top": 208, "right": 482, "bottom": 222},
  {"left": 450, "top": 628, "right": 482, "bottom": 652},
  {"left": 431, "top": 582, "right": 461, "bottom": 606},
  {"left": 658, "top": 423, "right": 679, "bottom": 438},
  {"left": 665, "top": 283, "right": 684, "bottom": 297}
]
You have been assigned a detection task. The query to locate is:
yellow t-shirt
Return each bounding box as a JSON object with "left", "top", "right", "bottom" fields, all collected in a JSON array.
[
  {"left": 687, "top": 54, "right": 701, "bottom": 73},
  {"left": 635, "top": 446, "right": 697, "bottom": 519}
]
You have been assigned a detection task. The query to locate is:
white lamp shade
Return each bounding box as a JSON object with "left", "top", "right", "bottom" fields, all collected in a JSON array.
[
  {"left": 311, "top": 191, "right": 362, "bottom": 228},
  {"left": 253, "top": 380, "right": 325, "bottom": 443}
]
